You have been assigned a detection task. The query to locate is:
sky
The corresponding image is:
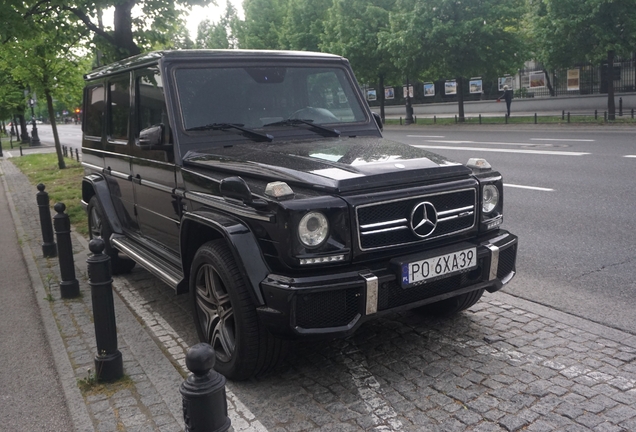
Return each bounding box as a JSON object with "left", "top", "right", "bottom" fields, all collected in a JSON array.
[{"left": 185, "top": 0, "right": 244, "bottom": 40}]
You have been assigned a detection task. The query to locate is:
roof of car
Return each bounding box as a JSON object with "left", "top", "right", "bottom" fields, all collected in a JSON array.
[{"left": 84, "top": 49, "right": 345, "bottom": 80}]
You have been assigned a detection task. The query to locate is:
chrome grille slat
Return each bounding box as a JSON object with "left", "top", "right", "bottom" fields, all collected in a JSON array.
[{"left": 356, "top": 188, "right": 477, "bottom": 251}]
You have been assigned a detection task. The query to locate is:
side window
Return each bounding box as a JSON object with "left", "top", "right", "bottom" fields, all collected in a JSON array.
[
  {"left": 137, "top": 68, "right": 172, "bottom": 144},
  {"left": 108, "top": 76, "right": 131, "bottom": 142},
  {"left": 84, "top": 85, "right": 104, "bottom": 137}
]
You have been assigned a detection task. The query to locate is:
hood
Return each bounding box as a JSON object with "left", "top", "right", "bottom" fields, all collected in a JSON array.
[{"left": 182, "top": 137, "right": 471, "bottom": 193}]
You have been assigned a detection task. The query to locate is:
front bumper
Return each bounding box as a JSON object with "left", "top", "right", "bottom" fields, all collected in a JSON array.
[{"left": 257, "top": 230, "right": 517, "bottom": 339}]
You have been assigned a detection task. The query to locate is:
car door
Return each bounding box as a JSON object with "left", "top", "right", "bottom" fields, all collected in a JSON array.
[
  {"left": 130, "top": 66, "right": 180, "bottom": 254},
  {"left": 104, "top": 73, "right": 138, "bottom": 233}
]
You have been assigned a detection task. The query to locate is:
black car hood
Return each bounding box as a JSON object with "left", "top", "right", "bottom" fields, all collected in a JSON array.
[{"left": 182, "top": 137, "right": 471, "bottom": 193}]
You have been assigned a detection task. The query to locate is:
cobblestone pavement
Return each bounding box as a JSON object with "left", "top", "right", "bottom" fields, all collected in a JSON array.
[{"left": 3, "top": 154, "right": 636, "bottom": 431}]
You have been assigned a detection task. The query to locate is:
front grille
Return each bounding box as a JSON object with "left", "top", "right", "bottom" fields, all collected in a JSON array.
[
  {"left": 497, "top": 244, "right": 517, "bottom": 278},
  {"left": 356, "top": 189, "right": 476, "bottom": 250},
  {"left": 295, "top": 288, "right": 361, "bottom": 329}
]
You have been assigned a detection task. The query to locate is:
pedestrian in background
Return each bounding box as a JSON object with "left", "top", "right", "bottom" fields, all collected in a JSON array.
[{"left": 498, "top": 85, "right": 513, "bottom": 116}]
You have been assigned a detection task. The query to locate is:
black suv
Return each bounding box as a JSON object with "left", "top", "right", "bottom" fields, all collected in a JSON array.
[{"left": 81, "top": 50, "right": 517, "bottom": 380}]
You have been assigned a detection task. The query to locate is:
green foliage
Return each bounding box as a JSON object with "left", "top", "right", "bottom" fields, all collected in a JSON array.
[
  {"left": 526, "top": 0, "right": 636, "bottom": 68},
  {"left": 240, "top": 0, "right": 288, "bottom": 49},
  {"left": 196, "top": 3, "right": 240, "bottom": 49},
  {"left": 280, "top": 0, "right": 331, "bottom": 51}
]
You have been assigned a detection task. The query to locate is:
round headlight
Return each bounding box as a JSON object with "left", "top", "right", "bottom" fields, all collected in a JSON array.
[
  {"left": 482, "top": 185, "right": 500, "bottom": 214},
  {"left": 298, "top": 212, "right": 329, "bottom": 247}
]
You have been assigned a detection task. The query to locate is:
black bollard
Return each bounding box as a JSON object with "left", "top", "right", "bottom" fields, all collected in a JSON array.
[
  {"left": 19, "top": 145, "right": 23, "bottom": 156},
  {"left": 567, "top": 112, "right": 570, "bottom": 123},
  {"left": 434, "top": 115, "right": 436, "bottom": 124},
  {"left": 479, "top": 114, "right": 482, "bottom": 125},
  {"left": 534, "top": 113, "right": 537, "bottom": 124},
  {"left": 181, "top": 343, "right": 231, "bottom": 432},
  {"left": 595, "top": 109, "right": 598, "bottom": 120},
  {"left": 562, "top": 110, "right": 565, "bottom": 120},
  {"left": 75, "top": 148, "right": 80, "bottom": 161},
  {"left": 53, "top": 203, "right": 79, "bottom": 298},
  {"left": 62, "top": 145, "right": 66, "bottom": 157},
  {"left": 619, "top": 97, "right": 623, "bottom": 116},
  {"left": 36, "top": 184, "right": 57, "bottom": 258},
  {"left": 0, "top": 141, "right": 3, "bottom": 157},
  {"left": 87, "top": 238, "right": 124, "bottom": 381}
]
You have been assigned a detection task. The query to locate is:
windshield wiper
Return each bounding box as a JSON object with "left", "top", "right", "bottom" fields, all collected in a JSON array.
[
  {"left": 186, "top": 123, "right": 274, "bottom": 142},
  {"left": 263, "top": 119, "right": 340, "bottom": 137}
]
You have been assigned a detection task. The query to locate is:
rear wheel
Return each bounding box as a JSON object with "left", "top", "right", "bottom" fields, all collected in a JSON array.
[
  {"left": 87, "top": 196, "right": 136, "bottom": 274},
  {"left": 190, "top": 240, "right": 286, "bottom": 380},
  {"left": 413, "top": 289, "right": 484, "bottom": 316}
]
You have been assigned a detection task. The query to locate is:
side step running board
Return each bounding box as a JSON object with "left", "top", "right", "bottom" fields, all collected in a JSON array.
[{"left": 111, "top": 236, "right": 184, "bottom": 291}]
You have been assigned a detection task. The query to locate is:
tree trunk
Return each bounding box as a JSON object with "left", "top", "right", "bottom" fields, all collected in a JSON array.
[
  {"left": 45, "top": 89, "right": 66, "bottom": 169},
  {"left": 457, "top": 77, "right": 465, "bottom": 122},
  {"left": 542, "top": 69, "right": 555, "bottom": 96},
  {"left": 18, "top": 113, "right": 29, "bottom": 143},
  {"left": 113, "top": 0, "right": 141, "bottom": 58},
  {"left": 379, "top": 74, "right": 385, "bottom": 123},
  {"left": 607, "top": 50, "right": 615, "bottom": 121}
]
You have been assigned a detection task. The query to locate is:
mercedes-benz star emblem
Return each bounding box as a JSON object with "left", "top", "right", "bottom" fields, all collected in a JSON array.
[{"left": 410, "top": 202, "right": 438, "bottom": 238}]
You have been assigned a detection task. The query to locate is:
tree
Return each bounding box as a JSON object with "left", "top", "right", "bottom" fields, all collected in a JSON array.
[
  {"left": 384, "top": 0, "right": 526, "bottom": 121},
  {"left": 1, "top": 17, "right": 87, "bottom": 169},
  {"left": 322, "top": 0, "right": 399, "bottom": 121},
  {"left": 196, "top": 3, "right": 240, "bottom": 49},
  {"left": 239, "top": 0, "right": 288, "bottom": 49},
  {"left": 527, "top": 0, "right": 636, "bottom": 120},
  {"left": 3, "top": 0, "right": 213, "bottom": 62},
  {"left": 280, "top": 0, "right": 331, "bottom": 52}
]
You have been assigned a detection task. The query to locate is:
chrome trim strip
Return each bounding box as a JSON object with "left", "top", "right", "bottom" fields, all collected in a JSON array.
[
  {"left": 361, "top": 225, "right": 409, "bottom": 236},
  {"left": 79, "top": 148, "right": 175, "bottom": 167},
  {"left": 360, "top": 218, "right": 408, "bottom": 230},
  {"left": 360, "top": 271, "right": 378, "bottom": 315},
  {"left": 438, "top": 211, "right": 474, "bottom": 223},
  {"left": 139, "top": 179, "right": 174, "bottom": 194},
  {"left": 81, "top": 162, "right": 103, "bottom": 172},
  {"left": 186, "top": 191, "right": 273, "bottom": 222},
  {"left": 111, "top": 238, "right": 181, "bottom": 287},
  {"left": 486, "top": 244, "right": 500, "bottom": 281},
  {"left": 437, "top": 205, "right": 474, "bottom": 216},
  {"left": 109, "top": 170, "right": 131, "bottom": 180}
]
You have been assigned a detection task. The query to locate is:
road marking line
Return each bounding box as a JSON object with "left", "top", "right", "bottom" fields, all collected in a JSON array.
[
  {"left": 531, "top": 138, "right": 595, "bottom": 142},
  {"left": 413, "top": 145, "right": 590, "bottom": 156},
  {"left": 424, "top": 139, "right": 550, "bottom": 147},
  {"left": 624, "top": 155, "right": 636, "bottom": 158},
  {"left": 505, "top": 183, "right": 554, "bottom": 192},
  {"left": 407, "top": 135, "right": 445, "bottom": 138}
]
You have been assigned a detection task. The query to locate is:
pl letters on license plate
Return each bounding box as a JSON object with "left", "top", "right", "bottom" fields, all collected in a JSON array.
[{"left": 401, "top": 248, "right": 477, "bottom": 287}]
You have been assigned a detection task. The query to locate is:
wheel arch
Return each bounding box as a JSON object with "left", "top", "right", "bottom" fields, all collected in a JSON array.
[
  {"left": 180, "top": 211, "right": 268, "bottom": 306},
  {"left": 82, "top": 174, "right": 123, "bottom": 234}
]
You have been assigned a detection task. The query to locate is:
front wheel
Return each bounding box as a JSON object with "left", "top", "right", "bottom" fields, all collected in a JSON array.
[
  {"left": 413, "top": 289, "right": 485, "bottom": 317},
  {"left": 190, "top": 240, "right": 286, "bottom": 380}
]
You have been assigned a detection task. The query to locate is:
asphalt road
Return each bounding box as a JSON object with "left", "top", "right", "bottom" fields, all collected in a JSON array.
[
  {"left": 383, "top": 124, "right": 636, "bottom": 334},
  {"left": 32, "top": 123, "right": 636, "bottom": 334}
]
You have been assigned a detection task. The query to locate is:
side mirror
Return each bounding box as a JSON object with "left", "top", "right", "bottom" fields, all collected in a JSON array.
[
  {"left": 138, "top": 124, "right": 165, "bottom": 149},
  {"left": 372, "top": 112, "right": 383, "bottom": 131},
  {"left": 220, "top": 176, "right": 268, "bottom": 209}
]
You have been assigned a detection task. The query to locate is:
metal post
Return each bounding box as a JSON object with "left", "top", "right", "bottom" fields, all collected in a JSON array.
[
  {"left": 62, "top": 145, "right": 66, "bottom": 157},
  {"left": 36, "top": 184, "right": 57, "bottom": 258},
  {"left": 75, "top": 148, "right": 80, "bottom": 161},
  {"left": 604, "top": 111, "right": 607, "bottom": 122},
  {"left": 455, "top": 115, "right": 457, "bottom": 124},
  {"left": 28, "top": 98, "right": 41, "bottom": 146},
  {"left": 567, "top": 112, "right": 570, "bottom": 123},
  {"left": 19, "top": 146, "right": 23, "bottom": 156},
  {"left": 399, "top": 117, "right": 402, "bottom": 125},
  {"left": 619, "top": 97, "right": 623, "bottom": 116},
  {"left": 534, "top": 113, "right": 537, "bottom": 124},
  {"left": 434, "top": 116, "right": 436, "bottom": 124},
  {"left": 632, "top": 108, "right": 634, "bottom": 119},
  {"left": 505, "top": 114, "right": 508, "bottom": 124},
  {"left": 53, "top": 203, "right": 79, "bottom": 298},
  {"left": 595, "top": 110, "right": 598, "bottom": 120},
  {"left": 181, "top": 343, "right": 231, "bottom": 432},
  {"left": 479, "top": 114, "right": 482, "bottom": 125},
  {"left": 87, "top": 238, "right": 124, "bottom": 381},
  {"left": 562, "top": 110, "right": 565, "bottom": 120}
]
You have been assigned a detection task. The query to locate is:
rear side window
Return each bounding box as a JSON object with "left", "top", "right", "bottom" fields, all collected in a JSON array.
[
  {"left": 109, "top": 76, "right": 131, "bottom": 141},
  {"left": 84, "top": 85, "right": 104, "bottom": 137},
  {"left": 137, "top": 68, "right": 172, "bottom": 144}
]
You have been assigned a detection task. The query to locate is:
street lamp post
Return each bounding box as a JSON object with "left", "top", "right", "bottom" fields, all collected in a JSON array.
[{"left": 28, "top": 98, "right": 41, "bottom": 146}]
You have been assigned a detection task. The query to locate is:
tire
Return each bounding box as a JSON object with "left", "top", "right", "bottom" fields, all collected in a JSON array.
[
  {"left": 190, "top": 240, "right": 286, "bottom": 380},
  {"left": 413, "top": 289, "right": 484, "bottom": 317},
  {"left": 87, "top": 196, "right": 136, "bottom": 275}
]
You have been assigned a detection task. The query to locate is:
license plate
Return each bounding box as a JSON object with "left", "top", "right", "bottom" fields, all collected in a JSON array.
[{"left": 401, "top": 247, "right": 477, "bottom": 287}]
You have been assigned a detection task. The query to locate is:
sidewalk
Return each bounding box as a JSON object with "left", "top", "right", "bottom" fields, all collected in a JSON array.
[{"left": 0, "top": 156, "right": 185, "bottom": 431}]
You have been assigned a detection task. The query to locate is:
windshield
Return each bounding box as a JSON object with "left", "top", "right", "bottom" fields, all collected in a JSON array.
[{"left": 175, "top": 65, "right": 367, "bottom": 131}]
